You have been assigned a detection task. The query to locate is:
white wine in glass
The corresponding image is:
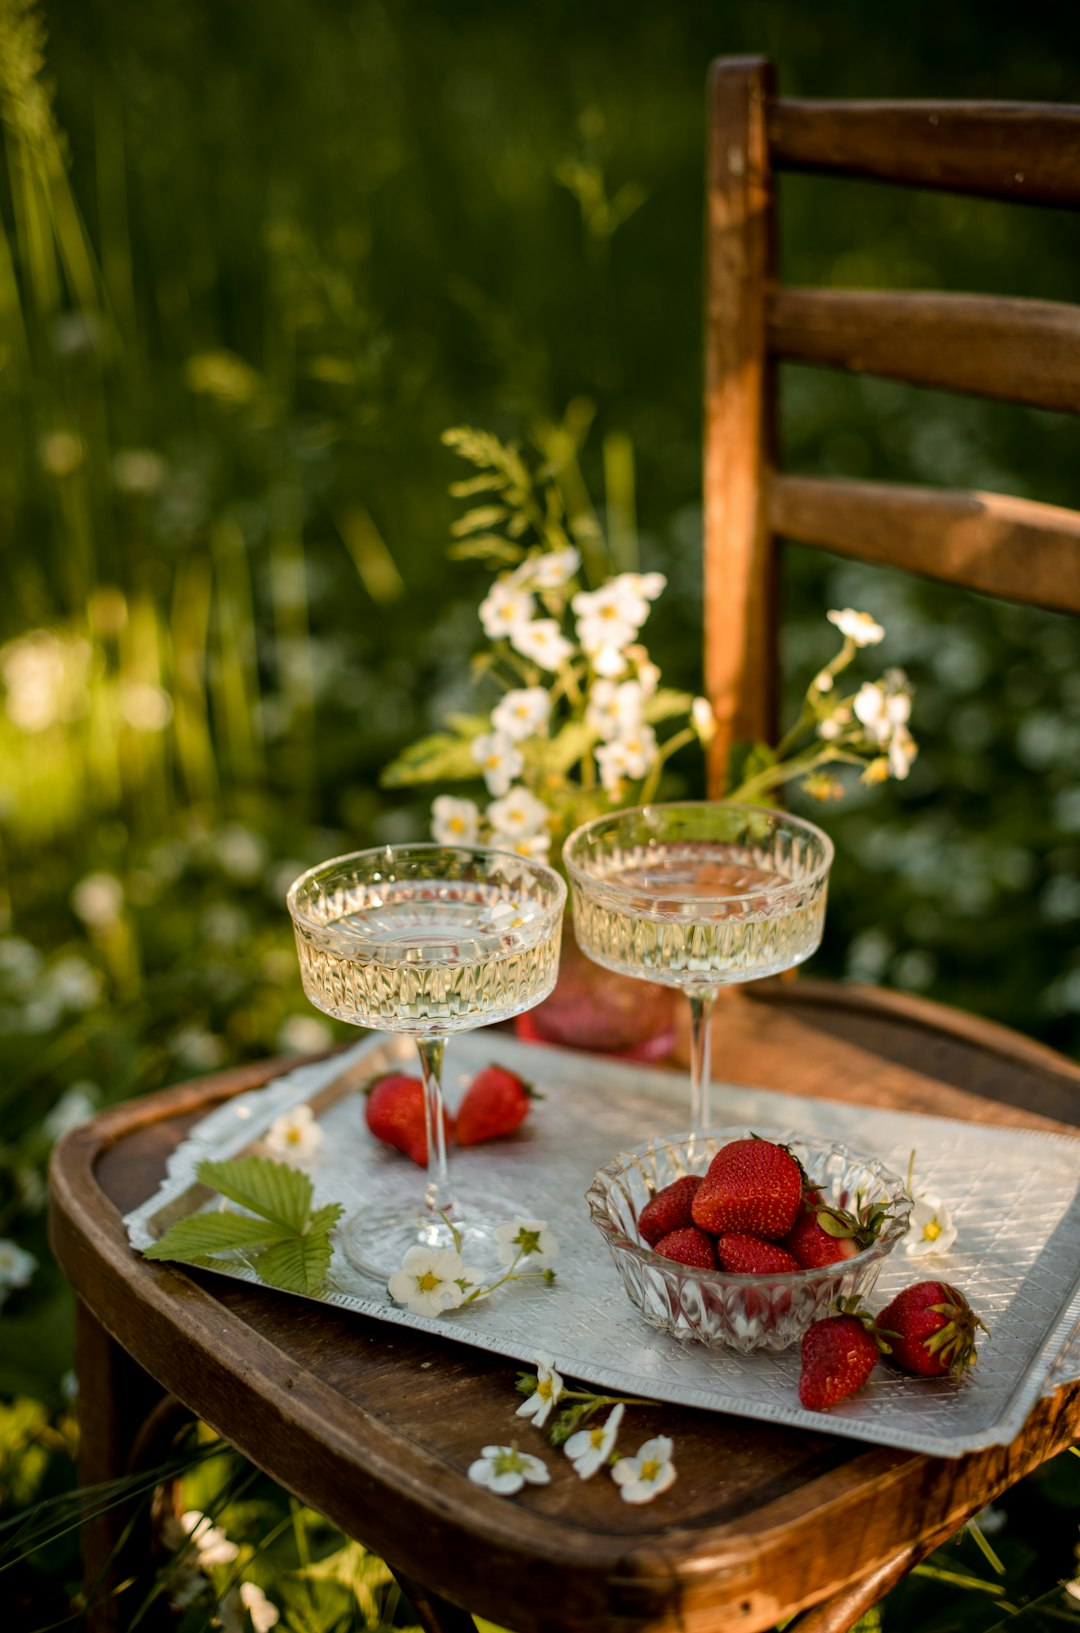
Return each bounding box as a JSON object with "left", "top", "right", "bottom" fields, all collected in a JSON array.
[
  {"left": 287, "top": 844, "right": 565, "bottom": 1278},
  {"left": 564, "top": 803, "right": 833, "bottom": 1129}
]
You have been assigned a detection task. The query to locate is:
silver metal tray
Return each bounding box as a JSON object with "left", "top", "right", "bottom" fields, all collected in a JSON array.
[{"left": 124, "top": 1033, "right": 1080, "bottom": 1459}]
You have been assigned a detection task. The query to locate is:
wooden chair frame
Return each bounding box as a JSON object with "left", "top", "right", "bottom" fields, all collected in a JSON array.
[{"left": 703, "top": 58, "right": 1080, "bottom": 791}]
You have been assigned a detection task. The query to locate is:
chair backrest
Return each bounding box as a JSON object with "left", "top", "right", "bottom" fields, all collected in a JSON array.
[{"left": 704, "top": 57, "right": 1080, "bottom": 794}]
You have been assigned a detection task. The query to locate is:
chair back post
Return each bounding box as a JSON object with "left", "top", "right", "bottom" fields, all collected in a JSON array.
[{"left": 704, "top": 56, "right": 779, "bottom": 797}]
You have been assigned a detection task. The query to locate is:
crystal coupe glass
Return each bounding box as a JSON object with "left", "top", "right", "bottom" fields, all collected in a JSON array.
[
  {"left": 564, "top": 803, "right": 833, "bottom": 1129},
  {"left": 287, "top": 844, "right": 565, "bottom": 1277}
]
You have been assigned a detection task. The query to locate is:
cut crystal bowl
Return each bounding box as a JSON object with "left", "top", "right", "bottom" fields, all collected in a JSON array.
[{"left": 586, "top": 1126, "right": 912, "bottom": 1353}]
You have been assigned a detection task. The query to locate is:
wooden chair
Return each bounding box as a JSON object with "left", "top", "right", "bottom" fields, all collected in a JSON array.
[{"left": 49, "top": 63, "right": 1080, "bottom": 1633}]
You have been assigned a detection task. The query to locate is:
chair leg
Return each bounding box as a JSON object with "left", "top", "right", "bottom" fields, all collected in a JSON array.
[
  {"left": 786, "top": 1523, "right": 956, "bottom": 1633},
  {"left": 75, "top": 1300, "right": 172, "bottom": 1632},
  {"left": 390, "top": 1565, "right": 479, "bottom": 1633}
]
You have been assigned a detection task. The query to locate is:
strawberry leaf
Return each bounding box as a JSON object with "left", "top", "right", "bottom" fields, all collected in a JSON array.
[
  {"left": 196, "top": 1156, "right": 313, "bottom": 1234},
  {"left": 144, "top": 1209, "right": 294, "bottom": 1263},
  {"left": 256, "top": 1216, "right": 338, "bottom": 1295}
]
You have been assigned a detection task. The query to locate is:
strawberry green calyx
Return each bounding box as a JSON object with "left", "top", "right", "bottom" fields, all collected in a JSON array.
[
  {"left": 924, "top": 1284, "right": 988, "bottom": 1377},
  {"left": 815, "top": 1198, "right": 890, "bottom": 1251},
  {"left": 829, "top": 1295, "right": 893, "bottom": 1356}
]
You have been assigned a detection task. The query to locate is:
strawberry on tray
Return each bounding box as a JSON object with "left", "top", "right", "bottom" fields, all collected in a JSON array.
[{"left": 364, "top": 1063, "right": 536, "bottom": 1164}]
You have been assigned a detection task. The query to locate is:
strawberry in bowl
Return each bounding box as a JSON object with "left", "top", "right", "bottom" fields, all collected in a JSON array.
[{"left": 585, "top": 1128, "right": 912, "bottom": 1353}]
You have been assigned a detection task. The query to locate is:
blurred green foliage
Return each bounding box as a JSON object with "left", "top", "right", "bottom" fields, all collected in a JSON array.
[{"left": 1, "top": 0, "right": 1079, "bottom": 1625}]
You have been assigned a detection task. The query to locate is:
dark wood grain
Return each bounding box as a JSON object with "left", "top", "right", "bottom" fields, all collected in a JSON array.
[
  {"left": 769, "top": 288, "right": 1080, "bottom": 414},
  {"left": 769, "top": 100, "right": 1080, "bottom": 207},
  {"left": 769, "top": 475, "right": 1080, "bottom": 617},
  {"left": 704, "top": 57, "right": 778, "bottom": 796},
  {"left": 49, "top": 984, "right": 1080, "bottom": 1633}
]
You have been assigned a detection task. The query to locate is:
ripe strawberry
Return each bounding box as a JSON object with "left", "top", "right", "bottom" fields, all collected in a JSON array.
[
  {"left": 654, "top": 1226, "right": 717, "bottom": 1269},
  {"left": 691, "top": 1136, "right": 803, "bottom": 1240},
  {"left": 364, "top": 1072, "right": 453, "bottom": 1167},
  {"left": 799, "top": 1311, "right": 881, "bottom": 1410},
  {"left": 638, "top": 1175, "right": 703, "bottom": 1247},
  {"left": 716, "top": 1233, "right": 800, "bottom": 1274},
  {"left": 784, "top": 1197, "right": 890, "bottom": 1270},
  {"left": 877, "top": 1281, "right": 987, "bottom": 1378},
  {"left": 455, "top": 1064, "right": 536, "bottom": 1146}
]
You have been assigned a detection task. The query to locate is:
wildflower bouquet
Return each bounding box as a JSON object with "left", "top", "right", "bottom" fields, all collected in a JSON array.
[{"left": 382, "top": 421, "right": 918, "bottom": 856}]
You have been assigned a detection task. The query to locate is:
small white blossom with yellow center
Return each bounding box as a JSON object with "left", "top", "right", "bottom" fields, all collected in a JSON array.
[
  {"left": 565, "top": 1401, "right": 624, "bottom": 1480},
  {"left": 468, "top": 1444, "right": 551, "bottom": 1495},
  {"left": 432, "top": 795, "right": 481, "bottom": 845},
  {"left": 612, "top": 1436, "right": 677, "bottom": 1504},
  {"left": 586, "top": 679, "right": 645, "bottom": 742},
  {"left": 387, "top": 1246, "right": 483, "bottom": 1317},
  {"left": 479, "top": 581, "right": 535, "bottom": 639},
  {"left": 516, "top": 1353, "right": 564, "bottom": 1429},
  {"left": 853, "top": 673, "right": 912, "bottom": 745},
  {"left": 263, "top": 1104, "right": 324, "bottom": 1161},
  {"left": 622, "top": 571, "right": 667, "bottom": 603},
  {"left": 471, "top": 732, "right": 524, "bottom": 796},
  {"left": 827, "top": 608, "right": 885, "bottom": 647},
  {"left": 510, "top": 548, "right": 580, "bottom": 591},
  {"left": 507, "top": 832, "right": 552, "bottom": 860},
  {"left": 595, "top": 725, "right": 658, "bottom": 793},
  {"left": 509, "top": 619, "right": 574, "bottom": 672},
  {"left": 491, "top": 687, "right": 551, "bottom": 742},
  {"left": 588, "top": 642, "right": 631, "bottom": 679},
  {"left": 494, "top": 1217, "right": 559, "bottom": 1269},
  {"left": 487, "top": 786, "right": 550, "bottom": 841},
  {"left": 573, "top": 581, "right": 647, "bottom": 656},
  {"left": 905, "top": 1194, "right": 957, "bottom": 1258}
]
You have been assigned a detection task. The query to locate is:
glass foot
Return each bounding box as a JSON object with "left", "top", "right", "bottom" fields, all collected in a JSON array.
[{"left": 339, "top": 1188, "right": 526, "bottom": 1283}]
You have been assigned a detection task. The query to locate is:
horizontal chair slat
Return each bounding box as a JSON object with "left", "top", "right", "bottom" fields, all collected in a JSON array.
[
  {"left": 769, "top": 100, "right": 1080, "bottom": 207},
  {"left": 769, "top": 474, "right": 1080, "bottom": 616},
  {"left": 769, "top": 289, "right": 1080, "bottom": 415}
]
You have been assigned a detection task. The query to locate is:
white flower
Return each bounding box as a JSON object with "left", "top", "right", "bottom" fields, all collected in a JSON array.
[
  {"left": 263, "top": 1104, "right": 324, "bottom": 1161},
  {"left": 691, "top": 697, "right": 716, "bottom": 745},
  {"left": 468, "top": 1444, "right": 551, "bottom": 1496},
  {"left": 611, "top": 1436, "right": 677, "bottom": 1504},
  {"left": 219, "top": 1582, "right": 280, "bottom": 1633},
  {"left": 164, "top": 1510, "right": 239, "bottom": 1569},
  {"left": 817, "top": 705, "right": 852, "bottom": 742},
  {"left": 516, "top": 1353, "right": 563, "bottom": 1429},
  {"left": 854, "top": 680, "right": 911, "bottom": 744},
  {"left": 213, "top": 824, "right": 268, "bottom": 883},
  {"left": 509, "top": 619, "right": 574, "bottom": 672},
  {"left": 622, "top": 572, "right": 667, "bottom": 602},
  {"left": 905, "top": 1194, "right": 958, "bottom": 1258},
  {"left": 47, "top": 957, "right": 103, "bottom": 1011},
  {"left": 276, "top": 1014, "right": 334, "bottom": 1055},
  {"left": 479, "top": 581, "right": 536, "bottom": 639},
  {"left": 487, "top": 787, "right": 550, "bottom": 840},
  {"left": 0, "top": 1240, "right": 37, "bottom": 1303},
  {"left": 573, "top": 580, "right": 650, "bottom": 656},
  {"left": 586, "top": 680, "right": 644, "bottom": 742},
  {"left": 589, "top": 643, "right": 631, "bottom": 679},
  {"left": 510, "top": 548, "right": 580, "bottom": 590},
  {"left": 625, "top": 644, "right": 661, "bottom": 695},
  {"left": 565, "top": 1402, "right": 624, "bottom": 1480},
  {"left": 432, "top": 795, "right": 482, "bottom": 845},
  {"left": 493, "top": 1217, "right": 559, "bottom": 1269},
  {"left": 70, "top": 872, "right": 124, "bottom": 929},
  {"left": 888, "top": 723, "right": 918, "bottom": 781},
  {"left": 828, "top": 608, "right": 885, "bottom": 647},
  {"left": 471, "top": 732, "right": 525, "bottom": 796},
  {"left": 595, "top": 725, "right": 658, "bottom": 793},
  {"left": 387, "top": 1245, "right": 483, "bottom": 1317},
  {"left": 43, "top": 1083, "right": 99, "bottom": 1142},
  {"left": 491, "top": 688, "right": 551, "bottom": 742},
  {"left": 813, "top": 670, "right": 835, "bottom": 693},
  {"left": 506, "top": 832, "right": 552, "bottom": 860}
]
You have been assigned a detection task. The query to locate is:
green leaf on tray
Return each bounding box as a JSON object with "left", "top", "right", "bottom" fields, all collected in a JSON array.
[
  {"left": 197, "top": 1155, "right": 313, "bottom": 1233},
  {"left": 141, "top": 1155, "right": 342, "bottom": 1297},
  {"left": 143, "top": 1209, "right": 295, "bottom": 1262}
]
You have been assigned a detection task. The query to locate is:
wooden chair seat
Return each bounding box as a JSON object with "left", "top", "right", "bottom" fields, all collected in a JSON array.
[{"left": 48, "top": 980, "right": 1080, "bottom": 1633}]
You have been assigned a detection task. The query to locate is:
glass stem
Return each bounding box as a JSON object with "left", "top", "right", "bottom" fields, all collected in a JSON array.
[
  {"left": 688, "top": 992, "right": 717, "bottom": 1131},
  {"left": 416, "top": 1035, "right": 451, "bottom": 1210}
]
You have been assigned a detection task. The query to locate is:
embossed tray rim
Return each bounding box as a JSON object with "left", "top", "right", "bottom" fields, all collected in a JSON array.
[{"left": 124, "top": 1033, "right": 1080, "bottom": 1460}]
